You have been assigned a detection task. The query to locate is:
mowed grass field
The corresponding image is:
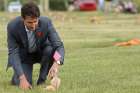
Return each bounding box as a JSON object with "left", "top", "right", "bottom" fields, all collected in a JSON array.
[{"left": 1, "top": 12, "right": 140, "bottom": 93}]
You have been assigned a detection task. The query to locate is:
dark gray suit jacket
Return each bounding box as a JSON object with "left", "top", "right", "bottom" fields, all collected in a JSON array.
[{"left": 7, "top": 16, "right": 65, "bottom": 76}]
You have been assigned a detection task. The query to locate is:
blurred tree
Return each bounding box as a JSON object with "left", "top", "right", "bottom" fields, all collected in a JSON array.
[
  {"left": 133, "top": 0, "right": 140, "bottom": 12},
  {"left": 20, "top": 0, "right": 39, "bottom": 4},
  {"left": 1, "top": 0, "right": 46, "bottom": 11},
  {"left": 49, "top": 0, "right": 68, "bottom": 11},
  {"left": 0, "top": 0, "right": 4, "bottom": 11},
  {"left": 40, "top": 0, "right": 49, "bottom": 12}
]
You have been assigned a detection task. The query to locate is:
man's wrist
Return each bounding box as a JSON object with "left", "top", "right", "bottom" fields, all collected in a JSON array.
[
  {"left": 19, "top": 74, "right": 26, "bottom": 80},
  {"left": 55, "top": 60, "right": 61, "bottom": 65}
]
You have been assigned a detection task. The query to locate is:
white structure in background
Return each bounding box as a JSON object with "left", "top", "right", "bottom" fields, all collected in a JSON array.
[
  {"left": 98, "top": 0, "right": 105, "bottom": 11},
  {"left": 8, "top": 1, "right": 22, "bottom": 12}
]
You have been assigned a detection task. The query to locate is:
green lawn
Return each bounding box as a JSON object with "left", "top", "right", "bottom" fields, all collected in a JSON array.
[{"left": 1, "top": 11, "right": 140, "bottom": 93}]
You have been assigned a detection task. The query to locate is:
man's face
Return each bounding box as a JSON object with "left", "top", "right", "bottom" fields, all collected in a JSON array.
[{"left": 23, "top": 16, "right": 38, "bottom": 31}]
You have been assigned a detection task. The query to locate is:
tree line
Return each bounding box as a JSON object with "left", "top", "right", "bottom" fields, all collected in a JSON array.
[{"left": 0, "top": 0, "right": 39, "bottom": 11}]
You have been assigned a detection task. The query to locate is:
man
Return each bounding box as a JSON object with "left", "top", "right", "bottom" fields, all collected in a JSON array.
[{"left": 7, "top": 2, "right": 65, "bottom": 90}]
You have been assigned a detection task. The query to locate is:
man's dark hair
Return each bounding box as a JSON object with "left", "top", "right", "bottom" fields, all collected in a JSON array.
[{"left": 21, "top": 2, "right": 40, "bottom": 18}]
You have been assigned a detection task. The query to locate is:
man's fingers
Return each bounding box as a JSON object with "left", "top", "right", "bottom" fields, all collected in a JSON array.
[
  {"left": 51, "top": 69, "right": 56, "bottom": 77},
  {"left": 19, "top": 81, "right": 32, "bottom": 90},
  {"left": 48, "top": 63, "right": 59, "bottom": 79},
  {"left": 29, "top": 85, "right": 32, "bottom": 89},
  {"left": 48, "top": 70, "right": 52, "bottom": 79},
  {"left": 20, "top": 86, "right": 28, "bottom": 90},
  {"left": 48, "top": 69, "right": 55, "bottom": 79},
  {"left": 50, "top": 71, "right": 54, "bottom": 78}
]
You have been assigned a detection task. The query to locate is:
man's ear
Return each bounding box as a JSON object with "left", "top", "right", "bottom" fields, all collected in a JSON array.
[
  {"left": 22, "top": 16, "right": 27, "bottom": 21},
  {"left": 22, "top": 17, "right": 26, "bottom": 25},
  {"left": 21, "top": 17, "right": 24, "bottom": 21},
  {"left": 21, "top": 17, "right": 24, "bottom": 22}
]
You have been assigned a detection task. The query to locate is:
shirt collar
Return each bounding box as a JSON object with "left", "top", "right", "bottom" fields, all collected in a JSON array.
[{"left": 25, "top": 25, "right": 30, "bottom": 32}]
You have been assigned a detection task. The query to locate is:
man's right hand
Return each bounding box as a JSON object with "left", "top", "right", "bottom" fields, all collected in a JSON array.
[{"left": 19, "top": 74, "right": 32, "bottom": 90}]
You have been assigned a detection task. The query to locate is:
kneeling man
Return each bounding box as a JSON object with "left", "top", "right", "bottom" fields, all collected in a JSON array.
[{"left": 7, "top": 2, "right": 65, "bottom": 90}]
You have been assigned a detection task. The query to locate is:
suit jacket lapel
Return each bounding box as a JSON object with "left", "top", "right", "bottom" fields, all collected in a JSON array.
[
  {"left": 35, "top": 20, "right": 42, "bottom": 45},
  {"left": 18, "top": 20, "right": 28, "bottom": 49},
  {"left": 35, "top": 27, "right": 41, "bottom": 46}
]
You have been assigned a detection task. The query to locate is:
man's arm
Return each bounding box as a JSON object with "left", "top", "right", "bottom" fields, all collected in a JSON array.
[
  {"left": 7, "top": 23, "right": 24, "bottom": 77},
  {"left": 46, "top": 19, "right": 65, "bottom": 79},
  {"left": 7, "top": 23, "right": 32, "bottom": 89},
  {"left": 47, "top": 19, "right": 65, "bottom": 64}
]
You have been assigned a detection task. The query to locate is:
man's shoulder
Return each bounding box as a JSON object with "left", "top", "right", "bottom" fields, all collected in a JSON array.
[
  {"left": 39, "top": 16, "right": 51, "bottom": 23},
  {"left": 8, "top": 16, "right": 22, "bottom": 28}
]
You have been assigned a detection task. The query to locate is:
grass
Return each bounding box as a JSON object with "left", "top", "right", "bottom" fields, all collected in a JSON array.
[{"left": 1, "top": 11, "right": 140, "bottom": 93}]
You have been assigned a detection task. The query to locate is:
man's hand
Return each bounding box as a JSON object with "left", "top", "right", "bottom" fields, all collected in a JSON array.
[
  {"left": 19, "top": 74, "right": 32, "bottom": 90},
  {"left": 48, "top": 62, "right": 60, "bottom": 79}
]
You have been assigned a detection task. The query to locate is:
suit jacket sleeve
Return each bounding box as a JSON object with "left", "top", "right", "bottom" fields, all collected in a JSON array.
[
  {"left": 47, "top": 19, "right": 65, "bottom": 64},
  {"left": 7, "top": 22, "right": 24, "bottom": 77}
]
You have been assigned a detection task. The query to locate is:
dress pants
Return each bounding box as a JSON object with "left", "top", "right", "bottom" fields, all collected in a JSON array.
[{"left": 11, "top": 46, "right": 54, "bottom": 85}]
